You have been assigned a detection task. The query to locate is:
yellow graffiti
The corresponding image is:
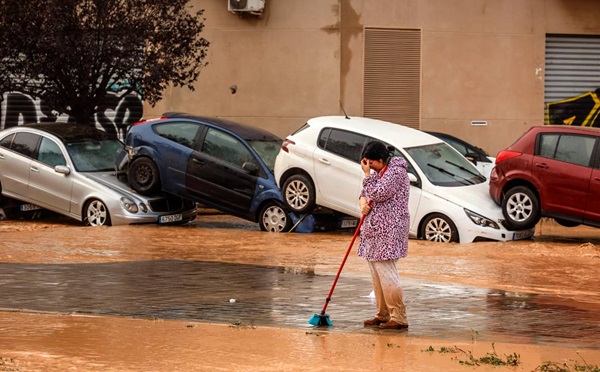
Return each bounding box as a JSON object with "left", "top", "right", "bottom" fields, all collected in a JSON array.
[{"left": 546, "top": 90, "right": 600, "bottom": 127}]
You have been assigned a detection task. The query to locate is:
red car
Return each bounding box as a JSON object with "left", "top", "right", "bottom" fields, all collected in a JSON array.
[{"left": 489, "top": 125, "right": 600, "bottom": 230}]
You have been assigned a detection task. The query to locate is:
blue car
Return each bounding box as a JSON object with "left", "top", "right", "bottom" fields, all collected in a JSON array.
[{"left": 115, "top": 112, "right": 292, "bottom": 232}]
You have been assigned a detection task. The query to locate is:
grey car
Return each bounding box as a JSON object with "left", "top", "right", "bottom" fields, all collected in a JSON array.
[{"left": 0, "top": 123, "right": 197, "bottom": 226}]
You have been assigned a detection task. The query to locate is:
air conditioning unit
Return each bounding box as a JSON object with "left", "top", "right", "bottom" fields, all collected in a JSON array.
[{"left": 228, "top": 0, "right": 265, "bottom": 14}]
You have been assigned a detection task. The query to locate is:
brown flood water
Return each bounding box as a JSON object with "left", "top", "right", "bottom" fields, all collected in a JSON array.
[{"left": 0, "top": 211, "right": 599, "bottom": 371}]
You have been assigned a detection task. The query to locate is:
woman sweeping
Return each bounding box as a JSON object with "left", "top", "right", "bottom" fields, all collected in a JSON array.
[{"left": 358, "top": 140, "right": 410, "bottom": 329}]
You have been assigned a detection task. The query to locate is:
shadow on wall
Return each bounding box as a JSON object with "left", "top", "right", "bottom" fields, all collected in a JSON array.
[
  {"left": 0, "top": 91, "right": 143, "bottom": 141},
  {"left": 546, "top": 88, "right": 600, "bottom": 127}
]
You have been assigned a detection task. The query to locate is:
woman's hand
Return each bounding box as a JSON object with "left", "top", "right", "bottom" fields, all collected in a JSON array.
[
  {"left": 359, "top": 196, "right": 371, "bottom": 215},
  {"left": 361, "top": 158, "right": 371, "bottom": 176}
]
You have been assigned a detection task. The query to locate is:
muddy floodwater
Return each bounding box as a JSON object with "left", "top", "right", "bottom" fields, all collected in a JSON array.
[{"left": 0, "top": 211, "right": 599, "bottom": 371}]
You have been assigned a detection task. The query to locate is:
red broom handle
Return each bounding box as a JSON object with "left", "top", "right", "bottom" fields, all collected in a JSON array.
[
  {"left": 319, "top": 213, "right": 366, "bottom": 314},
  {"left": 319, "top": 165, "right": 387, "bottom": 315}
]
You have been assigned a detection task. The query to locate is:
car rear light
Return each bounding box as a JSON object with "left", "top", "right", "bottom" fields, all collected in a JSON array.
[
  {"left": 281, "top": 138, "right": 295, "bottom": 153},
  {"left": 495, "top": 150, "right": 521, "bottom": 164}
]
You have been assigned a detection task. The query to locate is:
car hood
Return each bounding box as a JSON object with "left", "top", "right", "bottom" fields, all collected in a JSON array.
[
  {"left": 430, "top": 181, "right": 503, "bottom": 220},
  {"left": 82, "top": 171, "right": 146, "bottom": 201}
]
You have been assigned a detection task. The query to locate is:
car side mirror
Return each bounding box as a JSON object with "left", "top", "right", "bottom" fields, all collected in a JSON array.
[
  {"left": 408, "top": 172, "right": 418, "bottom": 186},
  {"left": 242, "top": 162, "right": 259, "bottom": 175},
  {"left": 55, "top": 165, "right": 71, "bottom": 175}
]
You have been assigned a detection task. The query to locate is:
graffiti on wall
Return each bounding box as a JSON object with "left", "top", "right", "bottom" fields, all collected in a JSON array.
[
  {"left": 0, "top": 90, "right": 143, "bottom": 140},
  {"left": 546, "top": 88, "right": 600, "bottom": 127}
]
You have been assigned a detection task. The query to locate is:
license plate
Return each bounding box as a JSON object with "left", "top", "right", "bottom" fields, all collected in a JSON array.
[
  {"left": 159, "top": 214, "right": 183, "bottom": 223},
  {"left": 341, "top": 218, "right": 358, "bottom": 228},
  {"left": 20, "top": 204, "right": 42, "bottom": 212},
  {"left": 512, "top": 228, "right": 535, "bottom": 240}
]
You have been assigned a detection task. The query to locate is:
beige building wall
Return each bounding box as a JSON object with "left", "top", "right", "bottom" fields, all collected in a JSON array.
[{"left": 148, "top": 0, "right": 600, "bottom": 156}]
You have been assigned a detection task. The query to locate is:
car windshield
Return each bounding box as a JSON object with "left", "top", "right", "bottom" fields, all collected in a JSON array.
[
  {"left": 248, "top": 139, "right": 282, "bottom": 172},
  {"left": 65, "top": 139, "right": 124, "bottom": 172},
  {"left": 405, "top": 142, "right": 486, "bottom": 186}
]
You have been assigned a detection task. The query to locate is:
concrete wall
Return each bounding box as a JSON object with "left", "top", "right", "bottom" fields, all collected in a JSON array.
[{"left": 148, "top": 0, "right": 600, "bottom": 156}]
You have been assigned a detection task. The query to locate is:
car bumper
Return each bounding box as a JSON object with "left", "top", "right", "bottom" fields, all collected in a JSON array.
[
  {"left": 459, "top": 224, "right": 535, "bottom": 244},
  {"left": 110, "top": 208, "right": 197, "bottom": 226}
]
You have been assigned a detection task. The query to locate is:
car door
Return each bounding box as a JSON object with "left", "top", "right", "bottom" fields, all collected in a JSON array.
[
  {"left": 532, "top": 133, "right": 595, "bottom": 219},
  {"left": 186, "top": 127, "right": 258, "bottom": 214},
  {"left": 28, "top": 136, "right": 73, "bottom": 212},
  {"left": 313, "top": 128, "right": 367, "bottom": 215},
  {"left": 151, "top": 121, "right": 202, "bottom": 192},
  {"left": 584, "top": 139, "right": 600, "bottom": 224},
  {"left": 0, "top": 132, "right": 39, "bottom": 200}
]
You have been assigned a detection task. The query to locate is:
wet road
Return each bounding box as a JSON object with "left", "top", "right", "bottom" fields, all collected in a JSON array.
[
  {"left": 1, "top": 259, "right": 599, "bottom": 349},
  {"left": 1, "top": 213, "right": 600, "bottom": 350}
]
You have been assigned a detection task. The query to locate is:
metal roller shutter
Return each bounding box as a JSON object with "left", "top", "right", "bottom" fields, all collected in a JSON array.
[
  {"left": 545, "top": 34, "right": 600, "bottom": 127},
  {"left": 363, "top": 28, "right": 421, "bottom": 129}
]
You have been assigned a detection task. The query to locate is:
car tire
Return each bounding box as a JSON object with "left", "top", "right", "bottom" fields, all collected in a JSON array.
[
  {"left": 259, "top": 202, "right": 292, "bottom": 232},
  {"left": 128, "top": 157, "right": 161, "bottom": 195},
  {"left": 282, "top": 174, "right": 316, "bottom": 214},
  {"left": 421, "top": 213, "right": 459, "bottom": 243},
  {"left": 84, "top": 199, "right": 111, "bottom": 226},
  {"left": 501, "top": 186, "right": 540, "bottom": 230}
]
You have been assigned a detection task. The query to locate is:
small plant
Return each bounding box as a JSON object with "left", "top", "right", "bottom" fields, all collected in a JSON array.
[
  {"left": 459, "top": 351, "right": 520, "bottom": 367},
  {"left": 422, "top": 345, "right": 599, "bottom": 371},
  {"left": 535, "top": 362, "right": 571, "bottom": 372},
  {"left": 439, "top": 346, "right": 462, "bottom": 354},
  {"left": 534, "top": 355, "right": 600, "bottom": 372},
  {"left": 422, "top": 343, "right": 520, "bottom": 367}
]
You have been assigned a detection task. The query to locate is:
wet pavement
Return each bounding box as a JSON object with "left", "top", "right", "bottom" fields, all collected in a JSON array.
[{"left": 1, "top": 257, "right": 599, "bottom": 350}]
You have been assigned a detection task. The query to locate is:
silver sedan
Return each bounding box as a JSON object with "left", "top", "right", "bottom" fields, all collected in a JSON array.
[{"left": 0, "top": 123, "right": 197, "bottom": 226}]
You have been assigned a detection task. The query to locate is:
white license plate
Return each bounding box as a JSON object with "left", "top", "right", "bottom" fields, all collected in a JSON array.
[
  {"left": 159, "top": 214, "right": 183, "bottom": 223},
  {"left": 341, "top": 219, "right": 358, "bottom": 228},
  {"left": 512, "top": 228, "right": 535, "bottom": 240},
  {"left": 20, "top": 204, "right": 42, "bottom": 211}
]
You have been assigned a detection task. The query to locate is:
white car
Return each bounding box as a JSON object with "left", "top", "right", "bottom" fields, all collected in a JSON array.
[{"left": 274, "top": 116, "right": 534, "bottom": 244}]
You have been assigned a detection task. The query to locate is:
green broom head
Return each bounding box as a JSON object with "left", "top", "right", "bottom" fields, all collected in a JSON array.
[{"left": 308, "top": 313, "right": 333, "bottom": 326}]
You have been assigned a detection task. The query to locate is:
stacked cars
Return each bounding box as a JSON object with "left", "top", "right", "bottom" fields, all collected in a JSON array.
[
  {"left": 273, "top": 116, "right": 534, "bottom": 243},
  {"left": 0, "top": 123, "right": 197, "bottom": 226},
  {"left": 114, "top": 112, "right": 293, "bottom": 232},
  {"left": 7, "top": 113, "right": 585, "bottom": 243}
]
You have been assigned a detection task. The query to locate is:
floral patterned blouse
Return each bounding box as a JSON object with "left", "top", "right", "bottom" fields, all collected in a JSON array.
[{"left": 357, "top": 156, "right": 410, "bottom": 261}]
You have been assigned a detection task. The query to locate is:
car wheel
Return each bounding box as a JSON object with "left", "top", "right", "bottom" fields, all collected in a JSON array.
[
  {"left": 282, "top": 174, "right": 316, "bottom": 214},
  {"left": 421, "top": 213, "right": 459, "bottom": 243},
  {"left": 128, "top": 157, "right": 160, "bottom": 195},
  {"left": 84, "top": 199, "right": 111, "bottom": 226},
  {"left": 259, "top": 202, "right": 292, "bottom": 232},
  {"left": 501, "top": 186, "right": 540, "bottom": 230}
]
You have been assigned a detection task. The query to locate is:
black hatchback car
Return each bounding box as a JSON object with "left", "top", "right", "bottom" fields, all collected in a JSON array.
[{"left": 115, "top": 112, "right": 293, "bottom": 232}]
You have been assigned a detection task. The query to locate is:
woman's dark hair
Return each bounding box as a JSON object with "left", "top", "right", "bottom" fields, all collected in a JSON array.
[{"left": 361, "top": 141, "right": 395, "bottom": 161}]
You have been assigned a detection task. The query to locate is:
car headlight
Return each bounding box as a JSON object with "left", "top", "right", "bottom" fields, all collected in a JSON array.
[
  {"left": 464, "top": 209, "right": 499, "bottom": 229},
  {"left": 139, "top": 203, "right": 148, "bottom": 213},
  {"left": 120, "top": 197, "right": 139, "bottom": 213}
]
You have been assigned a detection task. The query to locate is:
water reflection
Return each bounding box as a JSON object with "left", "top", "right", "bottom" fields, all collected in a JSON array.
[{"left": 0, "top": 260, "right": 598, "bottom": 349}]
